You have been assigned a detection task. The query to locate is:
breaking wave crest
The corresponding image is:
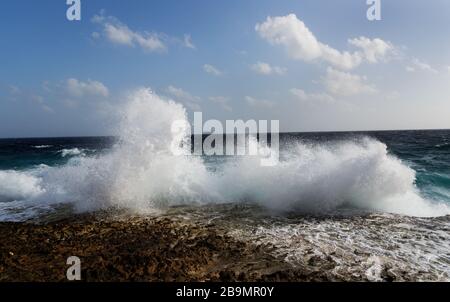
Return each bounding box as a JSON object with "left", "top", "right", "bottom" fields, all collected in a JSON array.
[
  {"left": 58, "top": 148, "right": 86, "bottom": 158},
  {"left": 0, "top": 88, "right": 449, "bottom": 220}
]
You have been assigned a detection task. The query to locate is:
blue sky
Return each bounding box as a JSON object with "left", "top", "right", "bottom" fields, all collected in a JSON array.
[{"left": 0, "top": 0, "right": 450, "bottom": 137}]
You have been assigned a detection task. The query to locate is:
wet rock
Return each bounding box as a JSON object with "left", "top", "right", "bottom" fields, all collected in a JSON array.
[{"left": 0, "top": 211, "right": 322, "bottom": 282}]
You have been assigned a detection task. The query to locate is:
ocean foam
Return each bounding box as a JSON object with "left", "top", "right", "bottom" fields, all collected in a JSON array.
[
  {"left": 58, "top": 148, "right": 85, "bottom": 157},
  {"left": 0, "top": 170, "right": 45, "bottom": 203}
]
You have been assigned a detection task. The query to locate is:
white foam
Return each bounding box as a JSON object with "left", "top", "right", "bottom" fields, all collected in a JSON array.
[
  {"left": 216, "top": 139, "right": 449, "bottom": 217},
  {"left": 33, "top": 145, "right": 52, "bottom": 149},
  {"left": 58, "top": 148, "right": 85, "bottom": 157},
  {"left": 0, "top": 170, "right": 45, "bottom": 203}
]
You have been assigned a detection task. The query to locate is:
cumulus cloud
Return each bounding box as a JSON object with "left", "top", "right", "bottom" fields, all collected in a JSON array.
[
  {"left": 209, "top": 96, "right": 232, "bottom": 112},
  {"left": 203, "top": 64, "right": 223, "bottom": 76},
  {"left": 251, "top": 62, "right": 287, "bottom": 75},
  {"left": 255, "top": 14, "right": 393, "bottom": 70},
  {"left": 92, "top": 12, "right": 166, "bottom": 52},
  {"left": 66, "top": 78, "right": 109, "bottom": 98},
  {"left": 245, "top": 96, "right": 275, "bottom": 108},
  {"left": 406, "top": 58, "right": 438, "bottom": 74},
  {"left": 165, "top": 85, "right": 201, "bottom": 110},
  {"left": 323, "top": 68, "right": 376, "bottom": 96},
  {"left": 290, "top": 88, "right": 335, "bottom": 104},
  {"left": 348, "top": 37, "right": 393, "bottom": 63}
]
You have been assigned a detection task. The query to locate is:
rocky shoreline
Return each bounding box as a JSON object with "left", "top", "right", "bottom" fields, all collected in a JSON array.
[
  {"left": 1, "top": 207, "right": 449, "bottom": 282},
  {"left": 0, "top": 211, "right": 320, "bottom": 282}
]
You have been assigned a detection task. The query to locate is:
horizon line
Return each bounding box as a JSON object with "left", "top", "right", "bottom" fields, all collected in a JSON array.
[{"left": 0, "top": 127, "right": 449, "bottom": 140}]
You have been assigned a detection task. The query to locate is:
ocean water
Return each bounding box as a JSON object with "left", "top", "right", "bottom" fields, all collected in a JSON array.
[
  {"left": 0, "top": 89, "right": 449, "bottom": 221},
  {"left": 0, "top": 130, "right": 449, "bottom": 221}
]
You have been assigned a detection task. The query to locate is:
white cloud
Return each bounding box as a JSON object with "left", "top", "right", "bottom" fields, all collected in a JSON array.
[
  {"left": 406, "top": 58, "right": 438, "bottom": 74},
  {"left": 183, "top": 34, "right": 196, "bottom": 49},
  {"left": 92, "top": 13, "right": 166, "bottom": 52},
  {"left": 255, "top": 14, "right": 393, "bottom": 70},
  {"left": 245, "top": 96, "right": 275, "bottom": 108},
  {"left": 104, "top": 23, "right": 132, "bottom": 45},
  {"left": 66, "top": 78, "right": 109, "bottom": 98},
  {"left": 251, "top": 62, "right": 286, "bottom": 75},
  {"left": 203, "top": 64, "right": 223, "bottom": 76},
  {"left": 165, "top": 85, "right": 201, "bottom": 110},
  {"left": 290, "top": 88, "right": 335, "bottom": 104},
  {"left": 209, "top": 96, "right": 232, "bottom": 112},
  {"left": 348, "top": 37, "right": 393, "bottom": 63},
  {"left": 256, "top": 14, "right": 323, "bottom": 61},
  {"left": 324, "top": 68, "right": 376, "bottom": 96}
]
